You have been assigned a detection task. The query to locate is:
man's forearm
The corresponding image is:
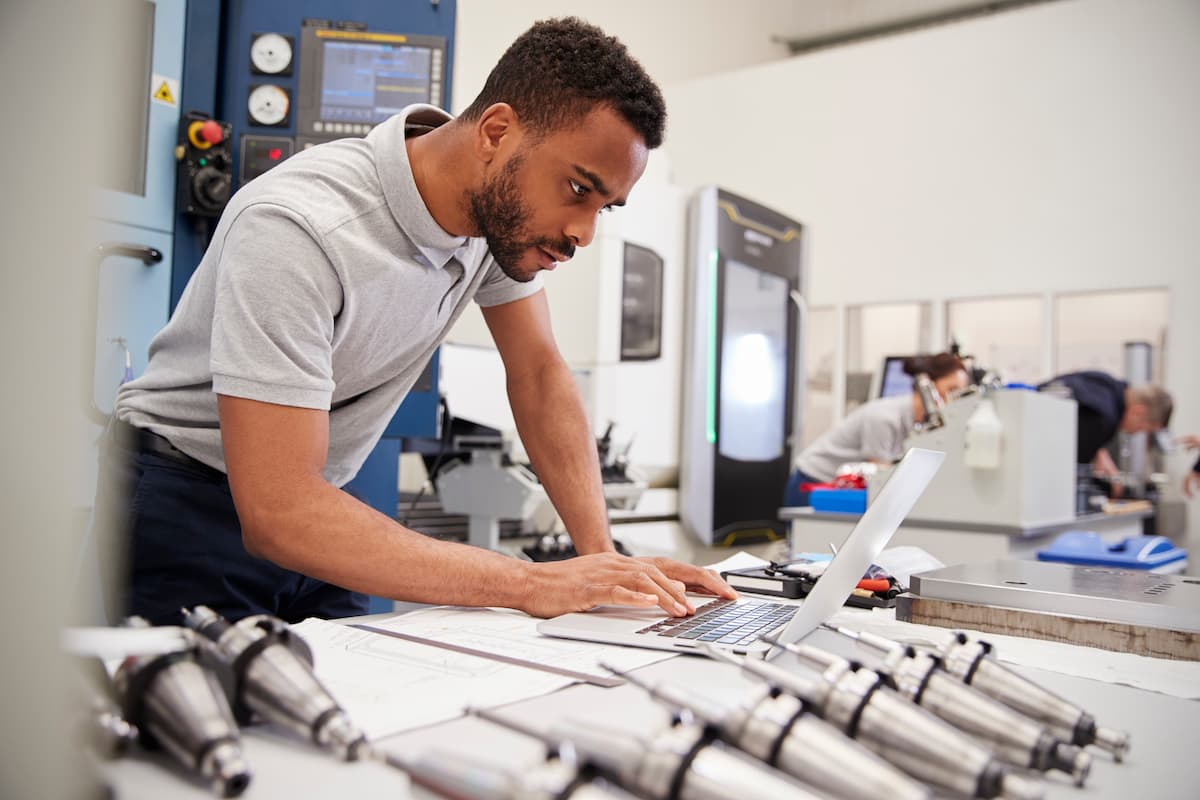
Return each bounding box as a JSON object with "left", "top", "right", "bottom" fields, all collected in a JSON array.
[
  {"left": 243, "top": 474, "right": 540, "bottom": 608},
  {"left": 507, "top": 361, "right": 614, "bottom": 555}
]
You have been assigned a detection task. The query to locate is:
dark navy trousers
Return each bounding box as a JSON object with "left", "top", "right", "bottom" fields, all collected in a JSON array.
[
  {"left": 95, "top": 424, "right": 368, "bottom": 626},
  {"left": 783, "top": 468, "right": 823, "bottom": 507}
]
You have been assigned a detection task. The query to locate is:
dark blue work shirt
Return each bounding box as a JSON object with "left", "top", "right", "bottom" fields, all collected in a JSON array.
[{"left": 1038, "top": 371, "right": 1126, "bottom": 464}]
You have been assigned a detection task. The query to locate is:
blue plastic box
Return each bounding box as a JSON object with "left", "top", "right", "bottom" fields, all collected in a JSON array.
[
  {"left": 809, "top": 488, "right": 867, "bottom": 514},
  {"left": 1036, "top": 531, "right": 1187, "bottom": 570}
]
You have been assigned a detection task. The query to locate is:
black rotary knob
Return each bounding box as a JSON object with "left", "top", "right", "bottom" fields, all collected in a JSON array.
[{"left": 193, "top": 167, "right": 231, "bottom": 210}]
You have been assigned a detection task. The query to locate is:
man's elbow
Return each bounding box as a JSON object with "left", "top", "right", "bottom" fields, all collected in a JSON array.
[
  {"left": 235, "top": 500, "right": 297, "bottom": 563},
  {"left": 240, "top": 522, "right": 273, "bottom": 560},
  {"left": 227, "top": 471, "right": 327, "bottom": 565}
]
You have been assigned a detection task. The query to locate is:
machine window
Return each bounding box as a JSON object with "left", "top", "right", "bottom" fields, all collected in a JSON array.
[
  {"left": 947, "top": 295, "right": 1044, "bottom": 385},
  {"left": 1055, "top": 289, "right": 1168, "bottom": 382},
  {"left": 845, "top": 302, "right": 931, "bottom": 413},
  {"left": 100, "top": 0, "right": 155, "bottom": 196},
  {"left": 718, "top": 259, "right": 789, "bottom": 462}
]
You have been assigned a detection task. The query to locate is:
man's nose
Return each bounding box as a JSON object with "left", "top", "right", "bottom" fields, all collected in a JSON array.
[{"left": 564, "top": 210, "right": 598, "bottom": 250}]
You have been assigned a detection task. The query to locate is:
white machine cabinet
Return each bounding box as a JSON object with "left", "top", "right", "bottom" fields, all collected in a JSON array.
[{"left": 872, "top": 389, "right": 1077, "bottom": 529}]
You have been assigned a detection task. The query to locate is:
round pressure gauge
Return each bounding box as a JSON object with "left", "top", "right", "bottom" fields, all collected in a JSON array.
[
  {"left": 250, "top": 32, "right": 293, "bottom": 75},
  {"left": 247, "top": 84, "right": 290, "bottom": 127}
]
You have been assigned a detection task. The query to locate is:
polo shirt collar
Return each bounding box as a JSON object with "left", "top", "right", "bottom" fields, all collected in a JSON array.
[{"left": 374, "top": 104, "right": 468, "bottom": 270}]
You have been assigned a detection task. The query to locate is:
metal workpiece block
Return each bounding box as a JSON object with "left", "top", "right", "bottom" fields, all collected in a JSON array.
[{"left": 910, "top": 560, "right": 1200, "bottom": 634}]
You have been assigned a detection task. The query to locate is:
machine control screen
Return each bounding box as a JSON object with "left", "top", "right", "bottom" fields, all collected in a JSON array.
[
  {"left": 320, "top": 41, "right": 433, "bottom": 124},
  {"left": 297, "top": 27, "right": 446, "bottom": 142}
]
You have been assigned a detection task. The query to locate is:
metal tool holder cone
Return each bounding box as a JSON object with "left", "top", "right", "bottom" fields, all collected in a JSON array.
[
  {"left": 182, "top": 605, "right": 369, "bottom": 761},
  {"left": 473, "top": 705, "right": 826, "bottom": 800},
  {"left": 600, "top": 661, "right": 931, "bottom": 800},
  {"left": 933, "top": 631, "right": 1130, "bottom": 762},
  {"left": 382, "top": 741, "right": 645, "bottom": 800},
  {"left": 701, "top": 644, "right": 1044, "bottom": 800},
  {"left": 816, "top": 624, "right": 1091, "bottom": 785},
  {"left": 112, "top": 621, "right": 251, "bottom": 798}
]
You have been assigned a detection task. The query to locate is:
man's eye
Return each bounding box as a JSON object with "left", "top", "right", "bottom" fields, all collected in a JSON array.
[{"left": 568, "top": 179, "right": 587, "bottom": 197}]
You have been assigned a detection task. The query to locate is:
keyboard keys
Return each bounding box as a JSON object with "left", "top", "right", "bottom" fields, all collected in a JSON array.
[{"left": 636, "top": 599, "right": 799, "bottom": 646}]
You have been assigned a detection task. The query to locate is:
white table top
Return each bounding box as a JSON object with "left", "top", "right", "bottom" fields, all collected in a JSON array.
[{"left": 100, "top": 619, "right": 1200, "bottom": 800}]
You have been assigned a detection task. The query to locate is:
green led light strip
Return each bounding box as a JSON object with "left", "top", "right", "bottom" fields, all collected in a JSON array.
[{"left": 706, "top": 249, "right": 719, "bottom": 445}]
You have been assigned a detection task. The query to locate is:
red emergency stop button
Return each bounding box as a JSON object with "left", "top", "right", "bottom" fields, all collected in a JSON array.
[
  {"left": 200, "top": 120, "right": 224, "bottom": 145},
  {"left": 188, "top": 119, "right": 225, "bottom": 150}
]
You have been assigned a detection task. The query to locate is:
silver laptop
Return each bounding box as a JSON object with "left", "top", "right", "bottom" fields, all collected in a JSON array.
[{"left": 537, "top": 448, "right": 944, "bottom": 658}]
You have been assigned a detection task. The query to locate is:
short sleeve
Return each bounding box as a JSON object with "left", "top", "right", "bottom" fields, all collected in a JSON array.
[
  {"left": 472, "top": 255, "right": 545, "bottom": 308},
  {"left": 210, "top": 203, "right": 344, "bottom": 410}
]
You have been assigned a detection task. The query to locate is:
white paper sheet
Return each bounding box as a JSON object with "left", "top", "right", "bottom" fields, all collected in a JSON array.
[
  {"left": 292, "top": 618, "right": 574, "bottom": 740},
  {"left": 703, "top": 551, "right": 773, "bottom": 574},
  {"left": 373, "top": 605, "right": 678, "bottom": 681}
]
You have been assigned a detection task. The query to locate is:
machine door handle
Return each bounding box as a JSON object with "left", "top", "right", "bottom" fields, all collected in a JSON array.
[
  {"left": 95, "top": 242, "right": 163, "bottom": 266},
  {"left": 86, "top": 242, "right": 164, "bottom": 425}
]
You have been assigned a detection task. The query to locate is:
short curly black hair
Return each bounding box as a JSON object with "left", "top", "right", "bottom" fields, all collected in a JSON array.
[{"left": 459, "top": 17, "right": 666, "bottom": 149}]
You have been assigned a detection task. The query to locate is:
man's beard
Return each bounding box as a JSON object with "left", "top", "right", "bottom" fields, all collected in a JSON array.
[{"left": 467, "top": 152, "right": 574, "bottom": 283}]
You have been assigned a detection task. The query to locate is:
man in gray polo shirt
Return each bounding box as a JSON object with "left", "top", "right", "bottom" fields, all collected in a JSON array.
[{"left": 100, "top": 18, "right": 735, "bottom": 624}]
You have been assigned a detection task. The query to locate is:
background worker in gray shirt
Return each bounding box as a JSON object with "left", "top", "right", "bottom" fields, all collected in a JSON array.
[
  {"left": 97, "top": 17, "right": 735, "bottom": 625},
  {"left": 785, "top": 353, "right": 970, "bottom": 505}
]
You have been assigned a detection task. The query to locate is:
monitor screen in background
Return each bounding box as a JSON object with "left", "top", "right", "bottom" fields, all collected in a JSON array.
[
  {"left": 880, "top": 357, "right": 914, "bottom": 398},
  {"left": 319, "top": 41, "right": 433, "bottom": 124}
]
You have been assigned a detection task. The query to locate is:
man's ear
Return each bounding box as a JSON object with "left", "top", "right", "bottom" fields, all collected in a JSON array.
[{"left": 473, "top": 103, "right": 520, "bottom": 165}]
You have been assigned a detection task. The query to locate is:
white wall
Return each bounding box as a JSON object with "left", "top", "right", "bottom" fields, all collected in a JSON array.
[{"left": 452, "top": 0, "right": 802, "bottom": 109}]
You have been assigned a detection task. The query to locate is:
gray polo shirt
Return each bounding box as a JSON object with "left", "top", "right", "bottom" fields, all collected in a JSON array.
[
  {"left": 794, "top": 394, "right": 916, "bottom": 482},
  {"left": 117, "top": 104, "right": 541, "bottom": 487}
]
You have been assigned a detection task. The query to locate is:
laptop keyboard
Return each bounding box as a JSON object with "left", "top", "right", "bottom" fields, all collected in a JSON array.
[{"left": 635, "top": 598, "right": 798, "bottom": 647}]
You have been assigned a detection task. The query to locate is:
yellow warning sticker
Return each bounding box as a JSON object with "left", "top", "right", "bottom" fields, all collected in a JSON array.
[{"left": 150, "top": 73, "right": 180, "bottom": 107}]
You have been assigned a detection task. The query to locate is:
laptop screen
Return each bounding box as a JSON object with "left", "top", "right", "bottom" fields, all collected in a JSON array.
[{"left": 767, "top": 447, "right": 944, "bottom": 655}]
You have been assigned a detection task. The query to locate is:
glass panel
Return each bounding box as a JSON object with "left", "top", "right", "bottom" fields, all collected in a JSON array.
[
  {"left": 719, "top": 259, "right": 789, "bottom": 461},
  {"left": 99, "top": 0, "right": 155, "bottom": 196},
  {"left": 619, "top": 242, "right": 663, "bottom": 361},
  {"left": 947, "top": 295, "right": 1044, "bottom": 385},
  {"left": 801, "top": 307, "right": 836, "bottom": 448},
  {"left": 1056, "top": 289, "right": 1169, "bottom": 383},
  {"left": 845, "top": 302, "right": 931, "bottom": 413}
]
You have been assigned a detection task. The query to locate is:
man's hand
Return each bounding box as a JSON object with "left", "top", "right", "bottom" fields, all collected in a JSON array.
[
  {"left": 1091, "top": 448, "right": 1125, "bottom": 498},
  {"left": 519, "top": 553, "right": 737, "bottom": 619},
  {"left": 1092, "top": 448, "right": 1120, "bottom": 479},
  {"left": 635, "top": 556, "right": 739, "bottom": 603}
]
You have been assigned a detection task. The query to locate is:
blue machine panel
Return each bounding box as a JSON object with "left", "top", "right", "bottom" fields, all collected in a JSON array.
[
  {"left": 197, "top": 0, "right": 456, "bottom": 446},
  {"left": 219, "top": 0, "right": 455, "bottom": 192}
]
